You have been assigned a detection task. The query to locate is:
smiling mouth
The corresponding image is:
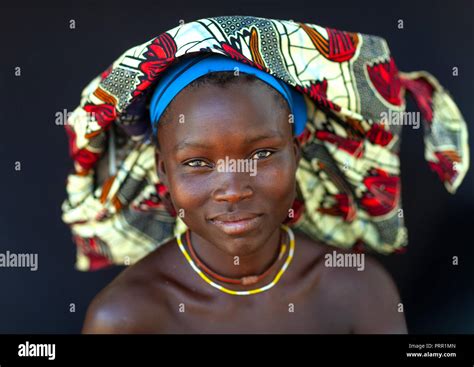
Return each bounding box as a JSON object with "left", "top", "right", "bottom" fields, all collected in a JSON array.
[{"left": 208, "top": 213, "right": 264, "bottom": 236}]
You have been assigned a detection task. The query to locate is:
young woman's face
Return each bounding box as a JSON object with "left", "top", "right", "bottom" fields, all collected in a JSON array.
[{"left": 156, "top": 80, "right": 300, "bottom": 256}]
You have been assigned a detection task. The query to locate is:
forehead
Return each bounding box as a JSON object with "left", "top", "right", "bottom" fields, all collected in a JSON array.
[{"left": 156, "top": 81, "right": 291, "bottom": 148}]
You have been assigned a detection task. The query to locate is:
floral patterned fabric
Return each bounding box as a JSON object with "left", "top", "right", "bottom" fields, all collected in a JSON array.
[{"left": 61, "top": 15, "right": 469, "bottom": 271}]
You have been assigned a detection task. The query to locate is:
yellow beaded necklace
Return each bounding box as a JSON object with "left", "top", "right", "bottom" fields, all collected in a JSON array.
[{"left": 176, "top": 224, "right": 295, "bottom": 296}]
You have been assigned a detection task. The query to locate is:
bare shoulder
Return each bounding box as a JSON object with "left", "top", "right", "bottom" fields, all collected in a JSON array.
[
  {"left": 293, "top": 230, "right": 406, "bottom": 333},
  {"left": 82, "top": 239, "right": 178, "bottom": 334},
  {"left": 320, "top": 249, "right": 407, "bottom": 334}
]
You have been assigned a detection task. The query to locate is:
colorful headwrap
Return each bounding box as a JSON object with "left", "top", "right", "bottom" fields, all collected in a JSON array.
[
  {"left": 62, "top": 16, "right": 469, "bottom": 271},
  {"left": 149, "top": 53, "right": 307, "bottom": 136}
]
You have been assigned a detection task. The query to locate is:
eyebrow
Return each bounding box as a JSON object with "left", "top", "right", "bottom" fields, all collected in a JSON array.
[
  {"left": 244, "top": 132, "right": 284, "bottom": 144},
  {"left": 174, "top": 140, "right": 211, "bottom": 152},
  {"left": 174, "top": 132, "right": 285, "bottom": 152}
]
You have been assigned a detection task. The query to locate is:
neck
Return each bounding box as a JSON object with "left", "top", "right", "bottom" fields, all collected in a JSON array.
[{"left": 188, "top": 227, "right": 282, "bottom": 280}]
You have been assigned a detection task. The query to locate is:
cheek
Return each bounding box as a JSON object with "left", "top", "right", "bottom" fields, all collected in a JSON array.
[
  {"left": 255, "top": 159, "right": 296, "bottom": 210},
  {"left": 167, "top": 171, "right": 209, "bottom": 212}
]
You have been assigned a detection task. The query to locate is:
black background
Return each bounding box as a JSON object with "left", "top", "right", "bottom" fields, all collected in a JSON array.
[{"left": 1, "top": 0, "right": 473, "bottom": 333}]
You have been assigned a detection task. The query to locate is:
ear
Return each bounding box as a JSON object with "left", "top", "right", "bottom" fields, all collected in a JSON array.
[
  {"left": 292, "top": 136, "right": 301, "bottom": 166},
  {"left": 154, "top": 147, "right": 169, "bottom": 187}
]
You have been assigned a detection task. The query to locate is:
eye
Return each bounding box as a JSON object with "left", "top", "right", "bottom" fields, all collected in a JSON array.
[
  {"left": 251, "top": 150, "right": 273, "bottom": 160},
  {"left": 184, "top": 159, "right": 212, "bottom": 168}
]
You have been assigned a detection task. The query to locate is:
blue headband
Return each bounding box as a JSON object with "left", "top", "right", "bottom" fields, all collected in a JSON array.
[{"left": 149, "top": 54, "right": 307, "bottom": 137}]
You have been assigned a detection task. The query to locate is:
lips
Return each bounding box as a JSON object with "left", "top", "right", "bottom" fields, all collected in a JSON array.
[{"left": 208, "top": 212, "right": 263, "bottom": 236}]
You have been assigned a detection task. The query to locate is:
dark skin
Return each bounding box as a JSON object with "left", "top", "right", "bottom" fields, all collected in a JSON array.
[{"left": 82, "top": 80, "right": 407, "bottom": 334}]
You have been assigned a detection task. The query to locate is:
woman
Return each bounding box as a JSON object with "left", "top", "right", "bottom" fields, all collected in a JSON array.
[{"left": 62, "top": 16, "right": 469, "bottom": 333}]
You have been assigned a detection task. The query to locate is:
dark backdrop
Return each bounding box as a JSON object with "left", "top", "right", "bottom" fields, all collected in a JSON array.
[{"left": 1, "top": 0, "right": 473, "bottom": 333}]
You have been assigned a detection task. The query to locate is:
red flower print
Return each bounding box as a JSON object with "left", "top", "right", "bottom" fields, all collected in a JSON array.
[
  {"left": 84, "top": 103, "right": 117, "bottom": 129},
  {"left": 134, "top": 33, "right": 178, "bottom": 96},
  {"left": 316, "top": 130, "right": 363, "bottom": 157},
  {"left": 65, "top": 125, "right": 101, "bottom": 171},
  {"left": 428, "top": 151, "right": 461, "bottom": 185},
  {"left": 318, "top": 193, "right": 353, "bottom": 221},
  {"left": 367, "top": 123, "right": 393, "bottom": 147},
  {"left": 400, "top": 76, "right": 434, "bottom": 122},
  {"left": 325, "top": 28, "right": 359, "bottom": 63},
  {"left": 300, "top": 23, "right": 358, "bottom": 63},
  {"left": 367, "top": 57, "right": 402, "bottom": 106},
  {"left": 361, "top": 169, "right": 399, "bottom": 216},
  {"left": 296, "top": 80, "right": 341, "bottom": 112}
]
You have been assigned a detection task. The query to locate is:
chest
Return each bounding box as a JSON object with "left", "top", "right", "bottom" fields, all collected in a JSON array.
[{"left": 156, "top": 281, "right": 350, "bottom": 333}]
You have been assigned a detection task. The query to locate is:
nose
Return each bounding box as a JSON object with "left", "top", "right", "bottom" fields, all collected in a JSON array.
[{"left": 212, "top": 172, "right": 253, "bottom": 204}]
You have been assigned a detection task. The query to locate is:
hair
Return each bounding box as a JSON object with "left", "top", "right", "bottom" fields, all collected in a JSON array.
[{"left": 152, "top": 71, "right": 291, "bottom": 148}]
